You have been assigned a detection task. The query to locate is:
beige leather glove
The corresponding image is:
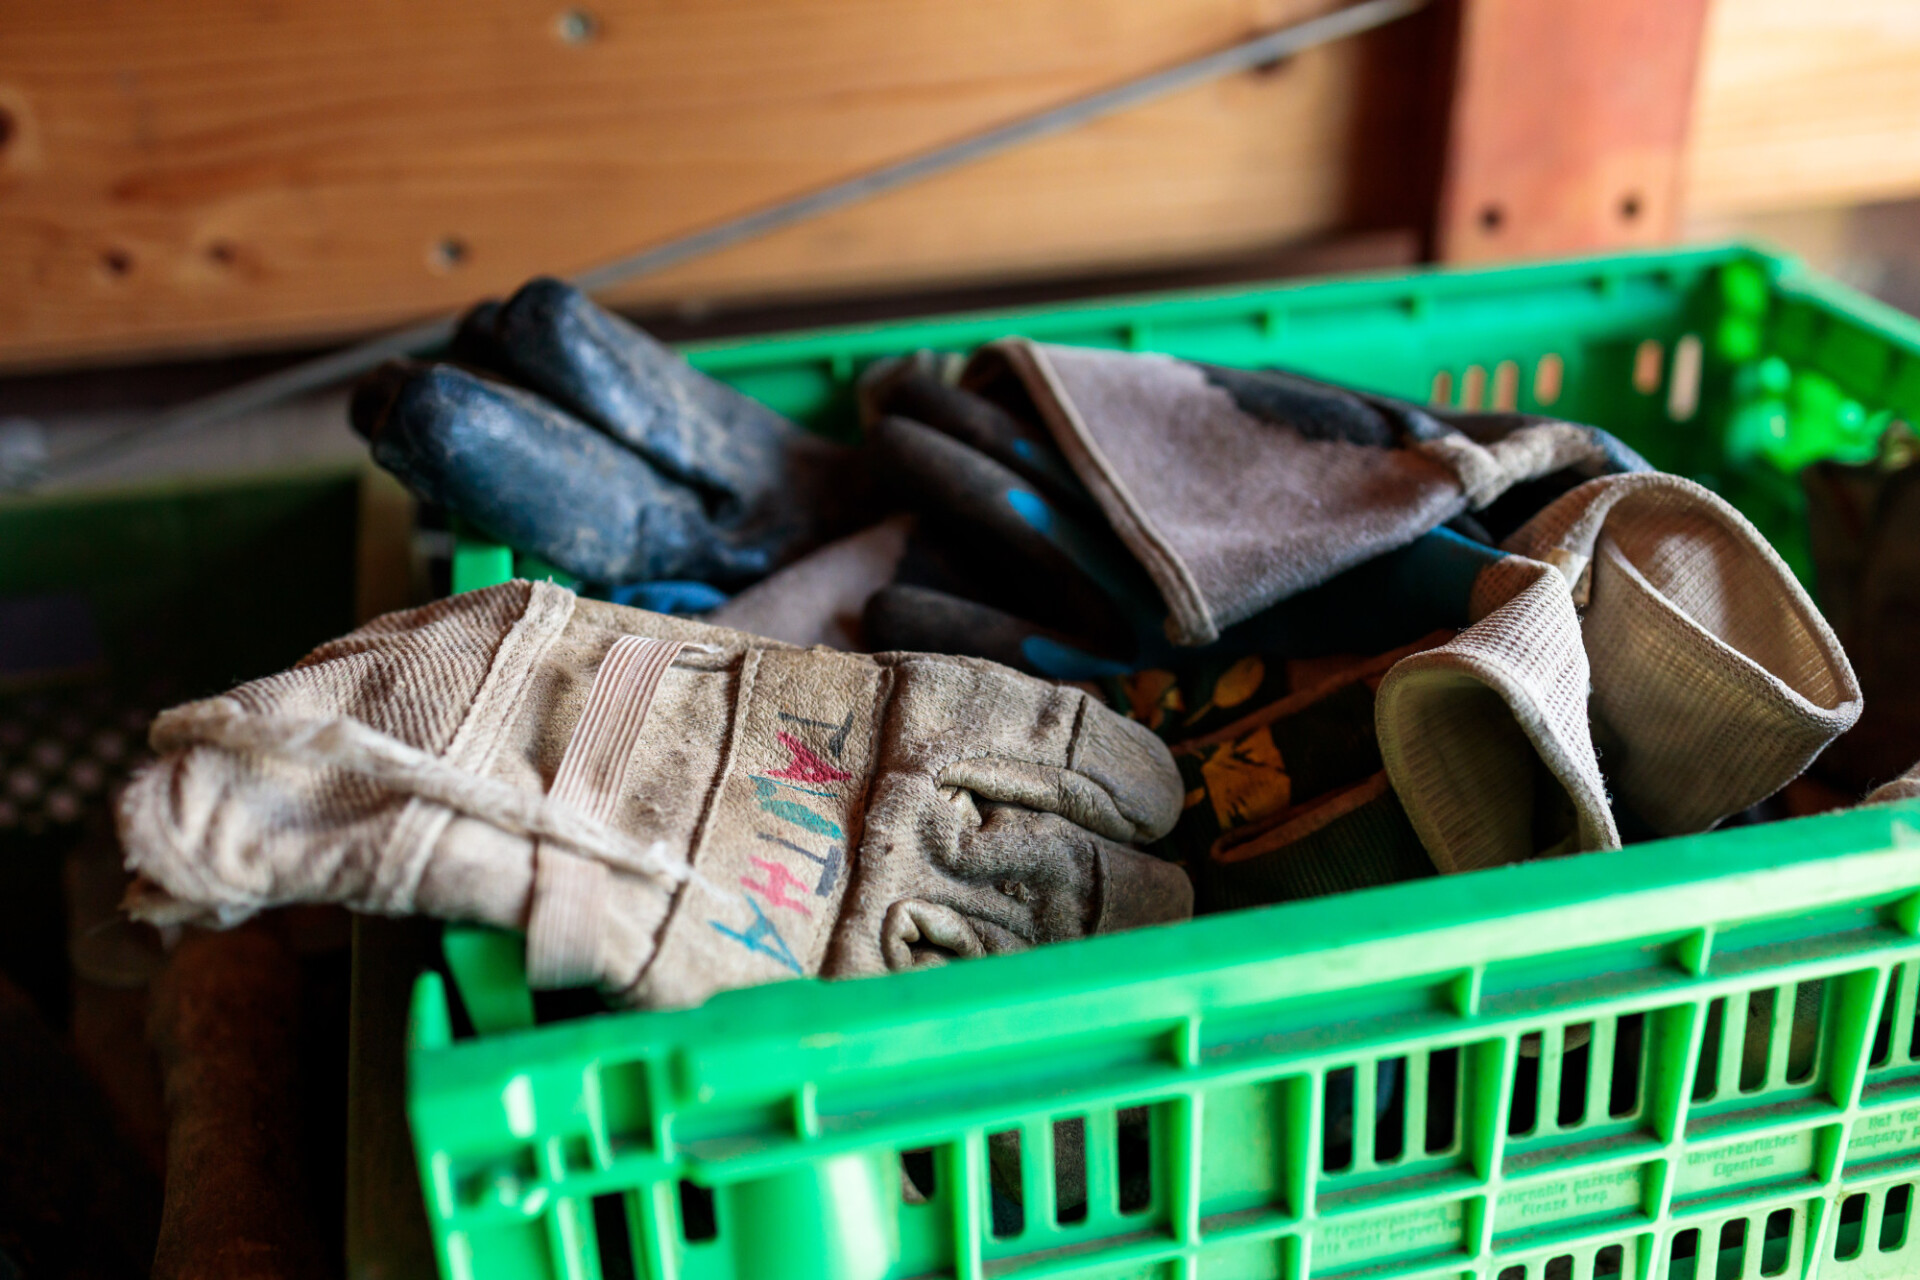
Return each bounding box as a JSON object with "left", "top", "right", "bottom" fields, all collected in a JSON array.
[{"left": 118, "top": 581, "right": 1190, "bottom": 1010}]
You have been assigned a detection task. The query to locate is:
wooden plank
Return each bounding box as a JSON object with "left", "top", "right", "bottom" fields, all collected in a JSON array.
[
  {"left": 1433, "top": 0, "right": 1712, "bottom": 263},
  {"left": 0, "top": 0, "right": 1425, "bottom": 370},
  {"left": 1687, "top": 0, "right": 1920, "bottom": 216}
]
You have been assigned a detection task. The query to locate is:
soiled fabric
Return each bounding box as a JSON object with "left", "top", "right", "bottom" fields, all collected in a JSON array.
[
  {"left": 117, "top": 582, "right": 1190, "bottom": 1010},
  {"left": 706, "top": 515, "right": 914, "bottom": 650},
  {"left": 1377, "top": 473, "right": 1861, "bottom": 873},
  {"left": 967, "top": 340, "right": 1640, "bottom": 646},
  {"left": 853, "top": 350, "right": 1851, "bottom": 881},
  {"left": 352, "top": 279, "right": 868, "bottom": 587}
]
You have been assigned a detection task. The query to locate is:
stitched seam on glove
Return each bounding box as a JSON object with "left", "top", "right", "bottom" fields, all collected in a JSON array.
[
  {"left": 379, "top": 579, "right": 575, "bottom": 912},
  {"left": 988, "top": 339, "right": 1217, "bottom": 646}
]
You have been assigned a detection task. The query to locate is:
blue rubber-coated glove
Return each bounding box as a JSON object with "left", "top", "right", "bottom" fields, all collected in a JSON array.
[{"left": 351, "top": 279, "right": 870, "bottom": 587}]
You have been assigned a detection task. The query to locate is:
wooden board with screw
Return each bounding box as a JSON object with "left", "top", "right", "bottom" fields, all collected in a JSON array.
[
  {"left": 1433, "top": 0, "right": 1713, "bottom": 262},
  {"left": 0, "top": 0, "right": 1437, "bottom": 370},
  {"left": 1686, "top": 0, "right": 1920, "bottom": 217},
  {"left": 6, "top": 0, "right": 1920, "bottom": 369}
]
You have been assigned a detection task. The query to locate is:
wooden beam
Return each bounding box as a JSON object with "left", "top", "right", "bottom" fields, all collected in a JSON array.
[
  {"left": 0, "top": 0, "right": 1425, "bottom": 370},
  {"left": 1433, "top": 0, "right": 1712, "bottom": 263},
  {"left": 1687, "top": 0, "right": 1920, "bottom": 217}
]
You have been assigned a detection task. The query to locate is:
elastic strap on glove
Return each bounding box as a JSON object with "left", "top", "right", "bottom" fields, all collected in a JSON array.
[{"left": 527, "top": 634, "right": 685, "bottom": 988}]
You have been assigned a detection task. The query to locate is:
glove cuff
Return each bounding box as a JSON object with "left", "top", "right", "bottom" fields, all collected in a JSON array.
[{"left": 524, "top": 632, "right": 685, "bottom": 988}]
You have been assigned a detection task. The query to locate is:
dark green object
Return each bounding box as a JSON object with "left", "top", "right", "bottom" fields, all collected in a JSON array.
[
  {"left": 0, "top": 466, "right": 360, "bottom": 1025},
  {"left": 0, "top": 466, "right": 361, "bottom": 693}
]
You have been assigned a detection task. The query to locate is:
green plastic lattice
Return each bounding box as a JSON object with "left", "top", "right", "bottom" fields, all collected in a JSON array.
[{"left": 407, "top": 244, "right": 1920, "bottom": 1280}]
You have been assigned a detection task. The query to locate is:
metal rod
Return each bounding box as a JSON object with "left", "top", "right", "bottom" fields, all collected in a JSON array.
[{"left": 31, "top": 0, "right": 1425, "bottom": 488}]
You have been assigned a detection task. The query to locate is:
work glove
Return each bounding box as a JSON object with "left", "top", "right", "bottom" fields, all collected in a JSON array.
[
  {"left": 857, "top": 353, "right": 1530, "bottom": 679},
  {"left": 702, "top": 515, "right": 915, "bottom": 651},
  {"left": 1377, "top": 472, "right": 1861, "bottom": 872},
  {"left": 949, "top": 340, "right": 1648, "bottom": 646},
  {"left": 350, "top": 279, "right": 869, "bottom": 587},
  {"left": 116, "top": 582, "right": 1190, "bottom": 1010}
]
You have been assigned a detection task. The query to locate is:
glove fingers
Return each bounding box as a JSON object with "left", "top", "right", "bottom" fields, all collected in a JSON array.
[
  {"left": 933, "top": 682, "right": 1182, "bottom": 843},
  {"left": 879, "top": 899, "right": 992, "bottom": 971},
  {"left": 705, "top": 516, "right": 912, "bottom": 649},
  {"left": 1065, "top": 694, "right": 1186, "bottom": 840},
  {"left": 864, "top": 584, "right": 1132, "bottom": 679},
  {"left": 1097, "top": 838, "right": 1195, "bottom": 932},
  {"left": 452, "top": 278, "right": 796, "bottom": 507},
  {"left": 862, "top": 357, "right": 1093, "bottom": 513},
  {"left": 942, "top": 756, "right": 1144, "bottom": 844},
  {"left": 871, "top": 415, "right": 1150, "bottom": 638},
  {"left": 352, "top": 360, "right": 726, "bottom": 584},
  {"left": 941, "top": 804, "right": 1191, "bottom": 940}
]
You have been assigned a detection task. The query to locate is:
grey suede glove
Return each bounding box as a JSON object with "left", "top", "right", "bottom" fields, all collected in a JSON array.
[{"left": 117, "top": 582, "right": 1190, "bottom": 1010}]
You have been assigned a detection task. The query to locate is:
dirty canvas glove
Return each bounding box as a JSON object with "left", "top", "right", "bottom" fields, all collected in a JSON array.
[
  {"left": 116, "top": 581, "right": 1190, "bottom": 1010},
  {"left": 859, "top": 355, "right": 1508, "bottom": 677},
  {"left": 1503, "top": 471, "right": 1859, "bottom": 836},
  {"left": 351, "top": 278, "right": 868, "bottom": 586},
  {"left": 1803, "top": 453, "right": 1920, "bottom": 791},
  {"left": 965, "top": 339, "right": 1648, "bottom": 645},
  {"left": 1377, "top": 472, "right": 1861, "bottom": 872}
]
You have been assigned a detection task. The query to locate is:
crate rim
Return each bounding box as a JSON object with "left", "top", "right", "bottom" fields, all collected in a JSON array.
[
  {"left": 667, "top": 242, "right": 1809, "bottom": 370},
  {"left": 408, "top": 800, "right": 1920, "bottom": 1083}
]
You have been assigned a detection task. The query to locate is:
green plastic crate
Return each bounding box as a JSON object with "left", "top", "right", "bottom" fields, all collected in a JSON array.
[{"left": 406, "top": 245, "right": 1920, "bottom": 1280}]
